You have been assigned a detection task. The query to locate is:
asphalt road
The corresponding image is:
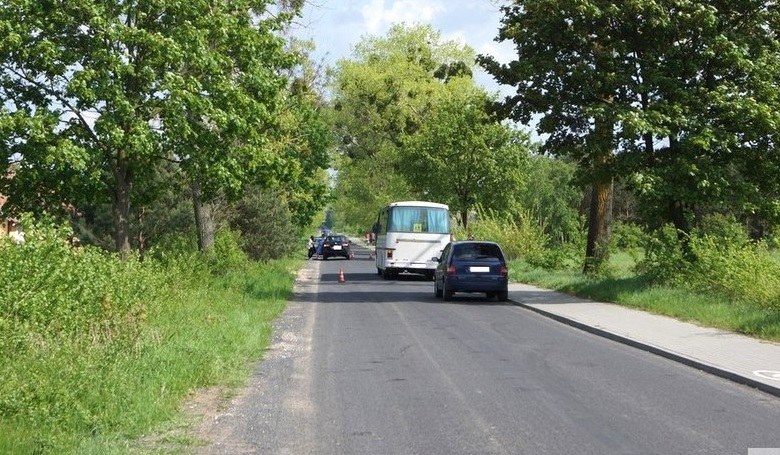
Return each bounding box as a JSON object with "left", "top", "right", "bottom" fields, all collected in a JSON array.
[{"left": 196, "top": 245, "right": 780, "bottom": 455}]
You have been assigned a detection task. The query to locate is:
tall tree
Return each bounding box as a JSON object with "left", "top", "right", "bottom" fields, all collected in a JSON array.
[
  {"left": 480, "top": 0, "right": 780, "bottom": 270},
  {"left": 0, "top": 0, "right": 305, "bottom": 255},
  {"left": 479, "top": 0, "right": 624, "bottom": 272},
  {"left": 330, "top": 23, "right": 526, "bottom": 227},
  {"left": 617, "top": 1, "right": 780, "bottom": 242},
  {"left": 329, "top": 24, "right": 473, "bottom": 211},
  {"left": 332, "top": 23, "right": 473, "bottom": 160},
  {"left": 403, "top": 77, "right": 530, "bottom": 229}
]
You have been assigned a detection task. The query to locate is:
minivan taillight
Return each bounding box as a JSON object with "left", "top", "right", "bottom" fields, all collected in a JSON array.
[{"left": 447, "top": 265, "right": 457, "bottom": 276}]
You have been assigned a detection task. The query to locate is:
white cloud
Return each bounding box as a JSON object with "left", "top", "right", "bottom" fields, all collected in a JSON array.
[
  {"left": 478, "top": 39, "right": 516, "bottom": 65},
  {"left": 441, "top": 30, "right": 468, "bottom": 47},
  {"left": 361, "top": 0, "right": 445, "bottom": 34}
]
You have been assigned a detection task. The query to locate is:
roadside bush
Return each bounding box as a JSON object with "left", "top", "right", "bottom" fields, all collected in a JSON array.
[
  {"left": 638, "top": 218, "right": 780, "bottom": 310},
  {"left": 455, "top": 206, "right": 550, "bottom": 264},
  {"left": 0, "top": 215, "right": 174, "bottom": 450},
  {"left": 0, "top": 215, "right": 167, "bottom": 347},
  {"left": 230, "top": 188, "right": 300, "bottom": 260},
  {"left": 686, "top": 234, "right": 780, "bottom": 310},
  {"left": 526, "top": 244, "right": 582, "bottom": 271},
  {"left": 635, "top": 224, "right": 685, "bottom": 284},
  {"left": 515, "top": 154, "right": 583, "bottom": 247},
  {"left": 205, "top": 228, "right": 250, "bottom": 275},
  {"left": 610, "top": 221, "right": 646, "bottom": 251},
  {"left": 697, "top": 213, "right": 750, "bottom": 243},
  {"left": 0, "top": 214, "right": 297, "bottom": 453}
]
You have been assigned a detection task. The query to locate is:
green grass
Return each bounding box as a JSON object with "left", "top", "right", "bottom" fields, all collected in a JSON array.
[
  {"left": 0, "top": 255, "right": 300, "bottom": 454},
  {"left": 509, "top": 250, "right": 780, "bottom": 342}
]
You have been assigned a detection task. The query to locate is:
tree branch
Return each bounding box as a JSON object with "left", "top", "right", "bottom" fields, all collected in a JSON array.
[{"left": 1, "top": 64, "right": 104, "bottom": 148}]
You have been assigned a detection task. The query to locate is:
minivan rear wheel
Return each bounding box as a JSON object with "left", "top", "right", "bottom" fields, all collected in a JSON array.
[{"left": 443, "top": 282, "right": 453, "bottom": 301}]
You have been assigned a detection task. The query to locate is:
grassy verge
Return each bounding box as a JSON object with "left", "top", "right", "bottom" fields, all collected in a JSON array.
[
  {"left": 509, "top": 251, "right": 780, "bottom": 343},
  {"left": 0, "top": 242, "right": 300, "bottom": 454}
]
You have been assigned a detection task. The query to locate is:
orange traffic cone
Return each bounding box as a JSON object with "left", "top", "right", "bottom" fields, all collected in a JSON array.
[{"left": 338, "top": 268, "right": 346, "bottom": 284}]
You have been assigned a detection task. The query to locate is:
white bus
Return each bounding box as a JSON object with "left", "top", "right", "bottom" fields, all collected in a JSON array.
[{"left": 373, "top": 201, "right": 451, "bottom": 279}]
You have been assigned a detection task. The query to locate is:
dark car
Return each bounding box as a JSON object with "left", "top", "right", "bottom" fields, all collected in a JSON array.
[
  {"left": 433, "top": 241, "right": 508, "bottom": 301},
  {"left": 321, "top": 235, "right": 352, "bottom": 260}
]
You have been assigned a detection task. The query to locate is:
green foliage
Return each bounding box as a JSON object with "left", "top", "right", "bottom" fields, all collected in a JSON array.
[
  {"left": 686, "top": 235, "right": 780, "bottom": 310},
  {"left": 230, "top": 188, "right": 301, "bottom": 261},
  {"left": 0, "top": 215, "right": 298, "bottom": 454},
  {"left": 402, "top": 78, "right": 532, "bottom": 227},
  {"left": 204, "top": 228, "right": 251, "bottom": 275},
  {"left": 638, "top": 218, "right": 780, "bottom": 310},
  {"left": 0, "top": 216, "right": 170, "bottom": 450},
  {"left": 331, "top": 153, "right": 413, "bottom": 234},
  {"left": 331, "top": 23, "right": 475, "bottom": 159},
  {"left": 330, "top": 23, "right": 495, "bottom": 226},
  {"left": 697, "top": 213, "right": 751, "bottom": 243},
  {"left": 516, "top": 154, "right": 584, "bottom": 246},
  {"left": 636, "top": 224, "right": 685, "bottom": 284},
  {"left": 263, "top": 83, "right": 332, "bottom": 231},
  {"left": 454, "top": 206, "right": 547, "bottom": 262},
  {"left": 610, "top": 221, "right": 646, "bottom": 251},
  {"left": 482, "top": 0, "right": 780, "bottom": 268},
  {"left": 0, "top": 215, "right": 166, "bottom": 349},
  {"left": 0, "top": 1, "right": 310, "bottom": 254}
]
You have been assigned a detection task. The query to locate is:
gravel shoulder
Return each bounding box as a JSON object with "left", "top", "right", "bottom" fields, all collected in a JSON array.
[{"left": 183, "top": 260, "right": 321, "bottom": 454}]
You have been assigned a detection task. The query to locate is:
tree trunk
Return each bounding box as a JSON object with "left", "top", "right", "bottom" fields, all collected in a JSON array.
[
  {"left": 192, "top": 182, "right": 216, "bottom": 252},
  {"left": 583, "top": 116, "right": 614, "bottom": 274},
  {"left": 668, "top": 199, "right": 690, "bottom": 236},
  {"left": 668, "top": 198, "right": 694, "bottom": 260},
  {"left": 113, "top": 152, "right": 132, "bottom": 258},
  {"left": 583, "top": 177, "right": 613, "bottom": 273},
  {"left": 665, "top": 136, "right": 694, "bottom": 259}
]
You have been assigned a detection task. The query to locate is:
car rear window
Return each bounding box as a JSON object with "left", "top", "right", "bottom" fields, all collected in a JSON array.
[{"left": 453, "top": 243, "right": 503, "bottom": 261}]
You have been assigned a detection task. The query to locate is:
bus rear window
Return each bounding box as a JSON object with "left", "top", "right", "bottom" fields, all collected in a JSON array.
[{"left": 387, "top": 207, "right": 449, "bottom": 233}]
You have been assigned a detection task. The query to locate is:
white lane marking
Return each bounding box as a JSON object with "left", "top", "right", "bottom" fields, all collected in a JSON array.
[{"left": 753, "top": 370, "right": 780, "bottom": 381}]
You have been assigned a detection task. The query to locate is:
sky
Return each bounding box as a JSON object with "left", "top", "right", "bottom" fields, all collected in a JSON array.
[{"left": 292, "top": 0, "right": 517, "bottom": 96}]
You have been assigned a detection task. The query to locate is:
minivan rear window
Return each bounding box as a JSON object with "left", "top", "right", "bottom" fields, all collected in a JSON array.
[{"left": 453, "top": 243, "right": 503, "bottom": 261}]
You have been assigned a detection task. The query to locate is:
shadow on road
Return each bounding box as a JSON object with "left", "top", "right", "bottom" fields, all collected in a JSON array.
[{"left": 318, "top": 272, "right": 430, "bottom": 283}]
